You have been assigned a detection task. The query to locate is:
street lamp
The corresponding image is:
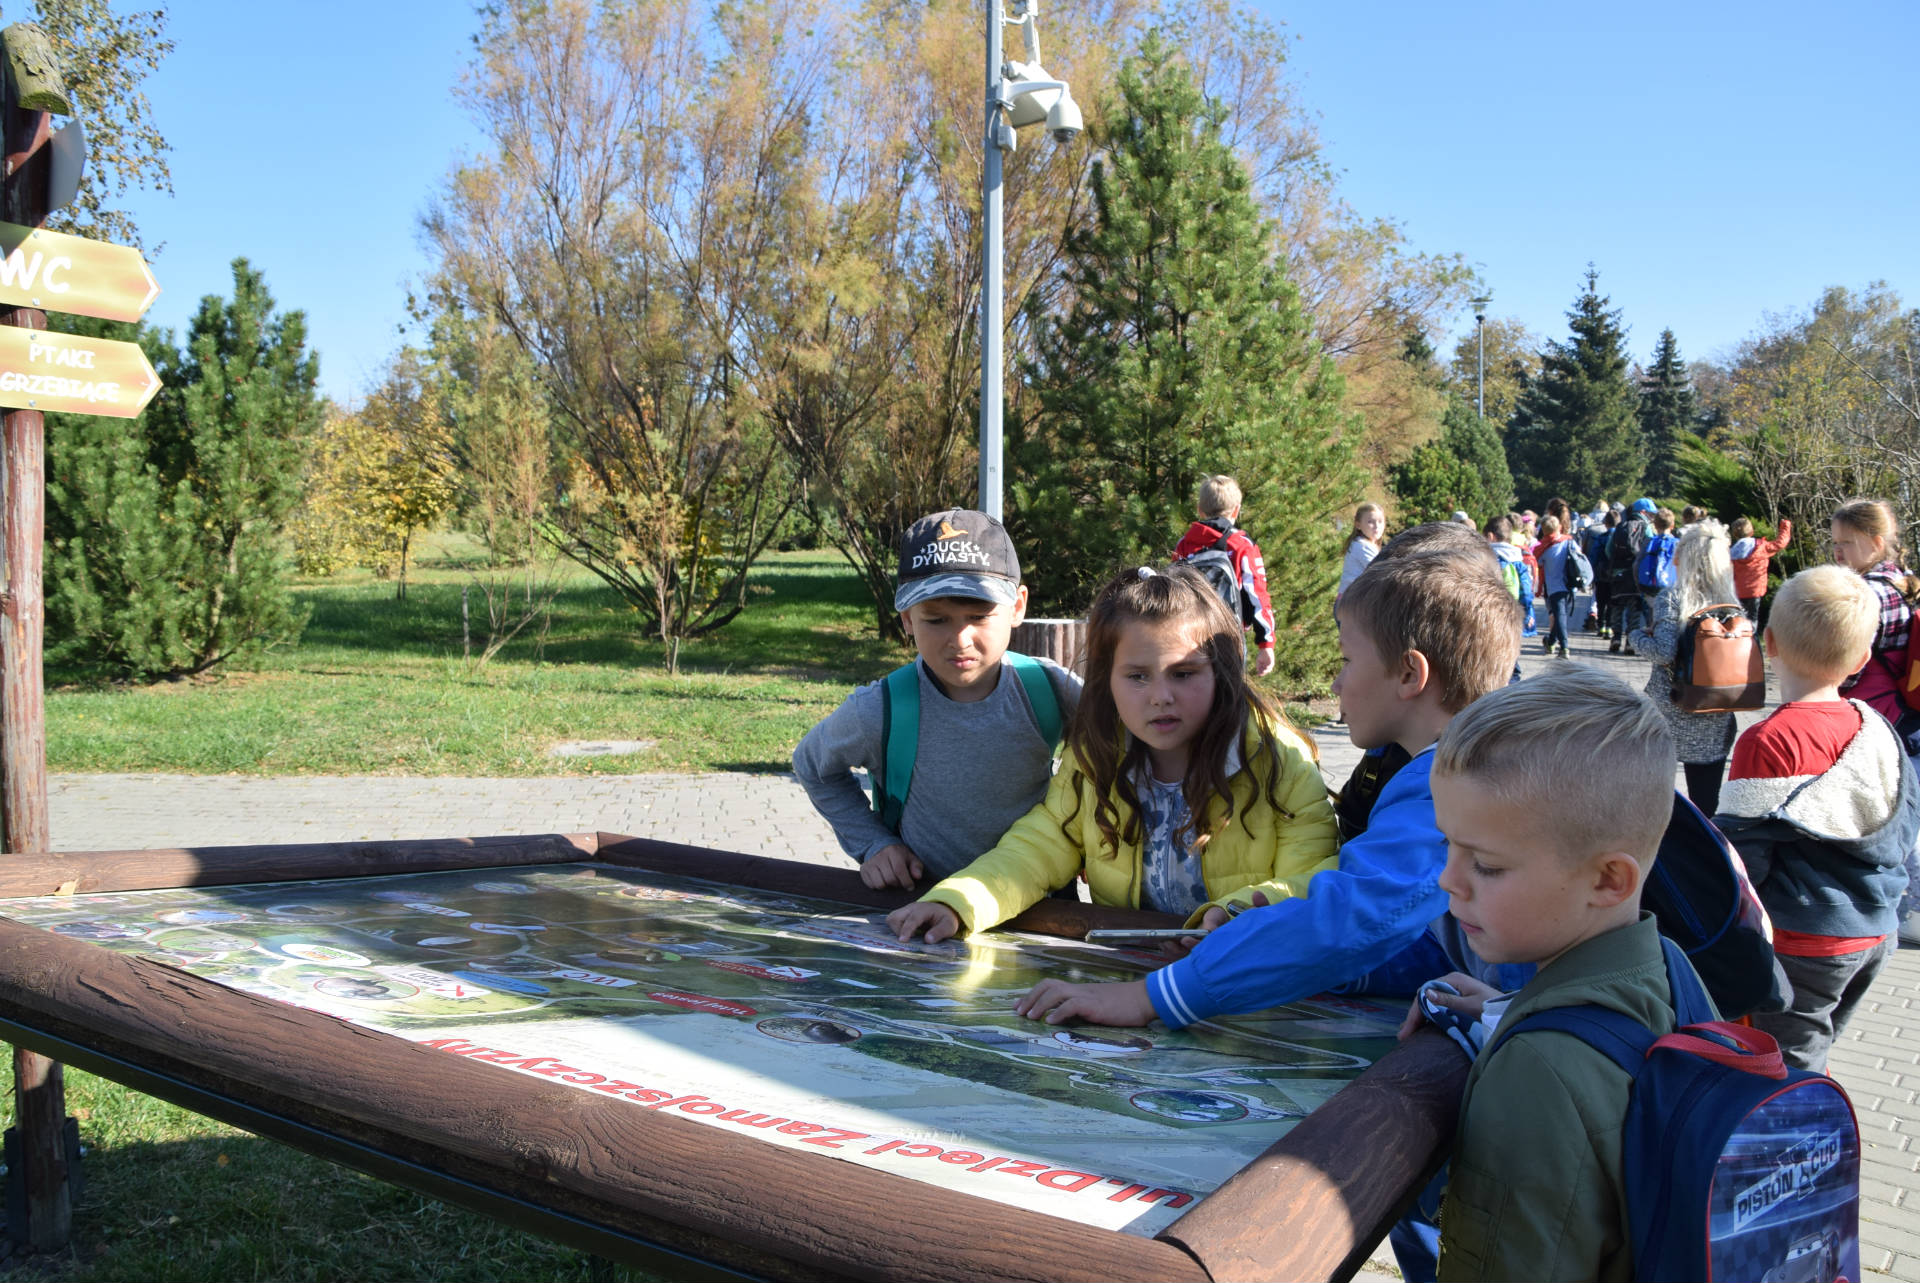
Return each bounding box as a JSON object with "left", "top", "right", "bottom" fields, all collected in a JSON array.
[
  {"left": 978, "top": 0, "right": 1082, "bottom": 520},
  {"left": 1470, "top": 295, "right": 1492, "bottom": 421}
]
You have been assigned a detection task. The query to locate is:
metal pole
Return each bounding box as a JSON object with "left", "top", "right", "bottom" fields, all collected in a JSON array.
[
  {"left": 0, "top": 86, "right": 69, "bottom": 1250},
  {"left": 977, "top": 0, "right": 1005, "bottom": 519},
  {"left": 1475, "top": 314, "right": 1486, "bottom": 420}
]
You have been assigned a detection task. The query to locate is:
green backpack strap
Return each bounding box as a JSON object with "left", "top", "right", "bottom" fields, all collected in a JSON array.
[
  {"left": 873, "top": 663, "right": 921, "bottom": 833},
  {"left": 1003, "top": 651, "right": 1064, "bottom": 750},
  {"left": 873, "top": 654, "right": 1063, "bottom": 836}
]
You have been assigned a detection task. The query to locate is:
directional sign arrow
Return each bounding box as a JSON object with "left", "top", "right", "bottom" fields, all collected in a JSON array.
[
  {"left": 0, "top": 326, "right": 161, "bottom": 419},
  {"left": 0, "top": 221, "right": 160, "bottom": 323}
]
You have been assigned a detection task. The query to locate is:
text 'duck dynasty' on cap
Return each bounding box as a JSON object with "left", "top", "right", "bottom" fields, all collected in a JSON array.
[{"left": 894, "top": 509, "right": 1022, "bottom": 612}]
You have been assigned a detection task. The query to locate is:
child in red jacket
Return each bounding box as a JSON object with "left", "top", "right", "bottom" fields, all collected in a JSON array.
[{"left": 1729, "top": 516, "right": 1792, "bottom": 622}]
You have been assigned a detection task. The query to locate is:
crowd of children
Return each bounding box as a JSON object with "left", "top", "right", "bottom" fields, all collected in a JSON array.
[{"left": 790, "top": 480, "right": 1916, "bottom": 1282}]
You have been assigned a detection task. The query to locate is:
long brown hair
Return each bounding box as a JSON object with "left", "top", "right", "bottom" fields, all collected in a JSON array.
[
  {"left": 1832, "top": 498, "right": 1920, "bottom": 599},
  {"left": 1065, "top": 564, "right": 1293, "bottom": 861}
]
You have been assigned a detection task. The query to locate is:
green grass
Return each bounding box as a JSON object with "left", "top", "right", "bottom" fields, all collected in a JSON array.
[
  {"left": 0, "top": 1060, "right": 661, "bottom": 1282},
  {"left": 48, "top": 548, "right": 908, "bottom": 776}
]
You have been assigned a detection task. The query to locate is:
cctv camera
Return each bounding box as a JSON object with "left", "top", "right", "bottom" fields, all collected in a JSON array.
[{"left": 1047, "top": 90, "right": 1082, "bottom": 142}]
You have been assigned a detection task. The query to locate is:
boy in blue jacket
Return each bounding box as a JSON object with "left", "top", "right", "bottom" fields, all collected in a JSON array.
[{"left": 1015, "top": 540, "right": 1523, "bottom": 1028}]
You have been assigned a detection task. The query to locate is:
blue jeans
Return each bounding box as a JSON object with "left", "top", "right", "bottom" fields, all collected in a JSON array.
[{"left": 1547, "top": 591, "right": 1573, "bottom": 651}]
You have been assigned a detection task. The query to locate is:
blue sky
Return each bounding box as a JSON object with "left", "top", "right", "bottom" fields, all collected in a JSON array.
[{"left": 113, "top": 1, "right": 1916, "bottom": 403}]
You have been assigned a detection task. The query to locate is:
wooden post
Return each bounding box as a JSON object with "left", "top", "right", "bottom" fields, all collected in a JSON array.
[
  {"left": 1010, "top": 617, "right": 1086, "bottom": 676},
  {"left": 0, "top": 22, "right": 70, "bottom": 1251}
]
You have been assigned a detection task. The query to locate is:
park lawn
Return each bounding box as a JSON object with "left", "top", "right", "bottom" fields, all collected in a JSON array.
[
  {"left": 47, "top": 549, "right": 908, "bottom": 777},
  {"left": 0, "top": 1059, "right": 661, "bottom": 1282}
]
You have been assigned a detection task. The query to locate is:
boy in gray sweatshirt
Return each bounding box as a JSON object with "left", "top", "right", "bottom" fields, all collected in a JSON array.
[{"left": 793, "top": 509, "right": 1080, "bottom": 890}]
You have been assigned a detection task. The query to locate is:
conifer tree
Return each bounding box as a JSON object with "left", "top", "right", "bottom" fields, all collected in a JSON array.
[
  {"left": 1637, "top": 328, "right": 1697, "bottom": 496},
  {"left": 1012, "top": 33, "right": 1360, "bottom": 679},
  {"left": 46, "top": 259, "right": 319, "bottom": 678},
  {"left": 1389, "top": 394, "right": 1514, "bottom": 524},
  {"left": 1506, "top": 267, "right": 1644, "bottom": 509}
]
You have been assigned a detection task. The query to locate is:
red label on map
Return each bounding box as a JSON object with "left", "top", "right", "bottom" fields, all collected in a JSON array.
[
  {"left": 702, "top": 961, "right": 819, "bottom": 983},
  {"left": 647, "top": 990, "right": 757, "bottom": 1017}
]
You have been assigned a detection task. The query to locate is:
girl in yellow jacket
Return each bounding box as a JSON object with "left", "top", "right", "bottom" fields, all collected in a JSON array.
[{"left": 888, "top": 564, "right": 1338, "bottom": 942}]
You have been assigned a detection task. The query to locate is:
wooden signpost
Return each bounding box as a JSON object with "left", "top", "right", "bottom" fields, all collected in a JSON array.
[
  {"left": 0, "top": 18, "right": 163, "bottom": 1251},
  {"left": 0, "top": 222, "right": 161, "bottom": 322},
  {"left": 0, "top": 326, "right": 161, "bottom": 418}
]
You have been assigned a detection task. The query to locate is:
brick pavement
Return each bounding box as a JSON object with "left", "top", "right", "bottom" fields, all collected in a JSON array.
[{"left": 36, "top": 600, "right": 1920, "bottom": 1279}]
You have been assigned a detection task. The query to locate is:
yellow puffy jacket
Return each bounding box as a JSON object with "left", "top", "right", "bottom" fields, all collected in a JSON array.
[{"left": 920, "top": 717, "right": 1338, "bottom": 934}]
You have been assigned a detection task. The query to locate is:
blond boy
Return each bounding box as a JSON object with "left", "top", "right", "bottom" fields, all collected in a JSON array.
[
  {"left": 1410, "top": 667, "right": 1681, "bottom": 1281},
  {"left": 1172, "top": 475, "right": 1277, "bottom": 676},
  {"left": 1714, "top": 565, "right": 1919, "bottom": 1070}
]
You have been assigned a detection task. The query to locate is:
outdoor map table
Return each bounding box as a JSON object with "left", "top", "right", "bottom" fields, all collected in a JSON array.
[{"left": 0, "top": 833, "right": 1467, "bottom": 1282}]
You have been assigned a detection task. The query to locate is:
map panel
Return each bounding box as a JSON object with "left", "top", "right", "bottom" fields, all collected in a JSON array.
[{"left": 0, "top": 863, "right": 1406, "bottom": 1236}]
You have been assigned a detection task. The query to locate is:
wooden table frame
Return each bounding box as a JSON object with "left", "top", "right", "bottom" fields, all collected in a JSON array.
[{"left": 0, "top": 832, "right": 1467, "bottom": 1282}]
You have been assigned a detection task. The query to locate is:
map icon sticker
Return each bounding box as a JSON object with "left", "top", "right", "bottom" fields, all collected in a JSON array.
[
  {"left": 756, "top": 1016, "right": 860, "bottom": 1044},
  {"left": 383, "top": 930, "right": 479, "bottom": 951},
  {"left": 51, "top": 920, "right": 146, "bottom": 941},
  {"left": 314, "top": 976, "right": 418, "bottom": 1002},
  {"left": 145, "top": 929, "right": 257, "bottom": 961},
  {"left": 157, "top": 908, "right": 248, "bottom": 926},
  {"left": 278, "top": 943, "right": 371, "bottom": 967},
  {"left": 452, "top": 970, "right": 548, "bottom": 996},
  {"left": 473, "top": 881, "right": 535, "bottom": 895}
]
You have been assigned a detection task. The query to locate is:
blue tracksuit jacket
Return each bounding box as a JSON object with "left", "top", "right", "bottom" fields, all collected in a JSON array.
[{"left": 1147, "top": 746, "right": 1450, "bottom": 1027}]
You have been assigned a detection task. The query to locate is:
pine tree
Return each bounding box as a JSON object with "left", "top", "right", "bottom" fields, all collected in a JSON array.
[
  {"left": 1389, "top": 394, "right": 1514, "bottom": 524},
  {"left": 1506, "top": 267, "right": 1644, "bottom": 510},
  {"left": 1011, "top": 33, "right": 1360, "bottom": 681},
  {"left": 1637, "top": 328, "right": 1697, "bottom": 496},
  {"left": 1387, "top": 441, "right": 1478, "bottom": 527},
  {"left": 46, "top": 259, "right": 319, "bottom": 679}
]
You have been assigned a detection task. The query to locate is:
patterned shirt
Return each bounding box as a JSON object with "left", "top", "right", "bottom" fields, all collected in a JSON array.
[
  {"left": 1136, "top": 775, "right": 1210, "bottom": 916},
  {"left": 1841, "top": 562, "right": 1913, "bottom": 698},
  {"left": 1865, "top": 563, "right": 1912, "bottom": 654}
]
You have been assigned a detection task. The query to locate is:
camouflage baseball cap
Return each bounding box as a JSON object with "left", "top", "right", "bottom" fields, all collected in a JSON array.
[{"left": 894, "top": 509, "right": 1022, "bottom": 612}]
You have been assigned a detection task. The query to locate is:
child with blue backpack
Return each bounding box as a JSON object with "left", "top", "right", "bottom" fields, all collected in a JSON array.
[
  {"left": 1408, "top": 667, "right": 1699, "bottom": 1280},
  {"left": 792, "top": 509, "right": 1081, "bottom": 890},
  {"left": 1412, "top": 666, "right": 1868, "bottom": 1283}
]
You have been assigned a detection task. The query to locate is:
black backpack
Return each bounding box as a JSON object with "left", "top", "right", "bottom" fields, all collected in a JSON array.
[
  {"left": 1609, "top": 516, "right": 1647, "bottom": 588},
  {"left": 1642, "top": 791, "right": 1788, "bottom": 1018},
  {"left": 1179, "top": 526, "right": 1241, "bottom": 617}
]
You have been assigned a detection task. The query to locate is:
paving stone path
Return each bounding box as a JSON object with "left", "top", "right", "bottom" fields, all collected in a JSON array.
[{"left": 40, "top": 603, "right": 1920, "bottom": 1279}]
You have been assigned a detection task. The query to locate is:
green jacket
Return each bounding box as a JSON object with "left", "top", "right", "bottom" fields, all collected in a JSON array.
[
  {"left": 1438, "top": 915, "right": 1699, "bottom": 1282},
  {"left": 918, "top": 718, "right": 1338, "bottom": 934}
]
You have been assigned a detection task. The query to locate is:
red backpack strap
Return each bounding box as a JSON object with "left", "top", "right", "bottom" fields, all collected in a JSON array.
[{"left": 1650, "top": 1022, "right": 1787, "bottom": 1079}]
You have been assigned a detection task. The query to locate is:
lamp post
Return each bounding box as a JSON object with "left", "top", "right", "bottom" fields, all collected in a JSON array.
[
  {"left": 1470, "top": 294, "right": 1492, "bottom": 421},
  {"left": 978, "top": 0, "right": 1081, "bottom": 520}
]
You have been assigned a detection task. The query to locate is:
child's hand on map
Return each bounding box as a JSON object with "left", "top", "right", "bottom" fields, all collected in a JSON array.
[
  {"left": 863, "top": 843, "right": 926, "bottom": 890},
  {"left": 1014, "top": 978, "right": 1155, "bottom": 1028},
  {"left": 1396, "top": 972, "right": 1500, "bottom": 1041},
  {"left": 887, "top": 900, "right": 962, "bottom": 943}
]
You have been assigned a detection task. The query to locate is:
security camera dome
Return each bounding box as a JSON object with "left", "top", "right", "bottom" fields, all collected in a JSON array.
[{"left": 1047, "top": 90, "right": 1082, "bottom": 142}]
